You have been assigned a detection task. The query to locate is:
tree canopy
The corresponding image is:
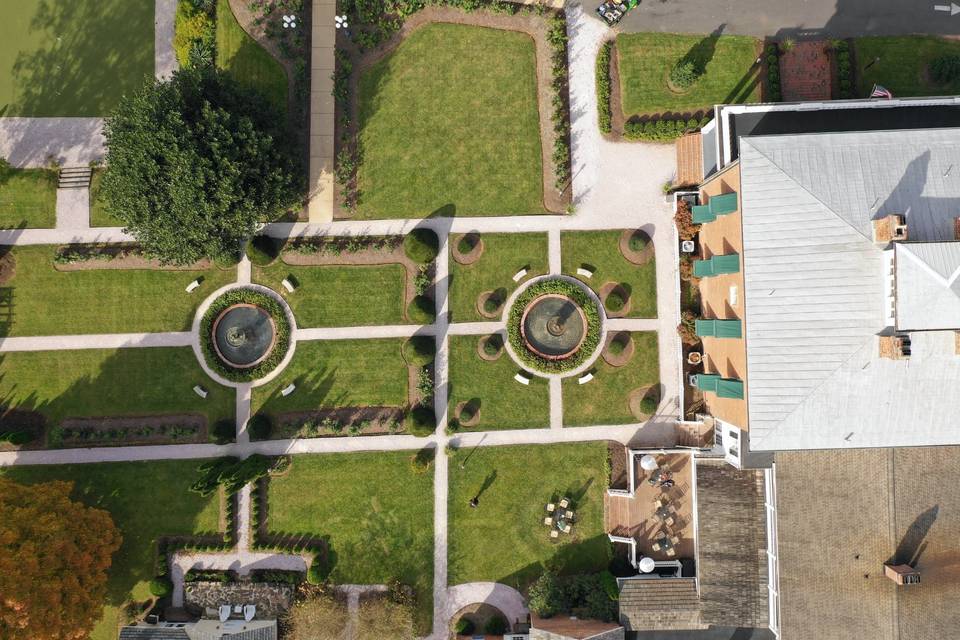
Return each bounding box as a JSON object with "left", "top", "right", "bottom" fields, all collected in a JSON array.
[
  {"left": 0, "top": 477, "right": 122, "bottom": 640},
  {"left": 101, "top": 66, "right": 300, "bottom": 264}
]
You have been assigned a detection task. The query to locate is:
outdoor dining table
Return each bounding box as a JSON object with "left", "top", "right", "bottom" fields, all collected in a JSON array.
[
  {"left": 654, "top": 505, "right": 673, "bottom": 521},
  {"left": 656, "top": 533, "right": 674, "bottom": 552}
]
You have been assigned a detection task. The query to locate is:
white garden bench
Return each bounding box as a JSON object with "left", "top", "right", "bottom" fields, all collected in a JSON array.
[
  {"left": 576, "top": 267, "right": 594, "bottom": 278},
  {"left": 512, "top": 268, "right": 529, "bottom": 282},
  {"left": 185, "top": 279, "right": 201, "bottom": 293},
  {"left": 281, "top": 383, "right": 296, "bottom": 397},
  {"left": 577, "top": 373, "right": 594, "bottom": 385},
  {"left": 282, "top": 278, "right": 296, "bottom": 293},
  {"left": 193, "top": 385, "right": 208, "bottom": 398},
  {"left": 514, "top": 372, "right": 531, "bottom": 385}
]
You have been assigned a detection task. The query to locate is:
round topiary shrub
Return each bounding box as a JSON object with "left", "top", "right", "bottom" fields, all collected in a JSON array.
[
  {"left": 403, "top": 229, "right": 439, "bottom": 264},
  {"left": 459, "top": 403, "right": 477, "bottom": 422},
  {"left": 628, "top": 232, "right": 648, "bottom": 252},
  {"left": 455, "top": 618, "right": 476, "bottom": 635},
  {"left": 605, "top": 290, "right": 625, "bottom": 313},
  {"left": 408, "top": 295, "right": 436, "bottom": 324},
  {"left": 246, "top": 235, "right": 280, "bottom": 266},
  {"left": 483, "top": 296, "right": 501, "bottom": 314},
  {"left": 402, "top": 336, "right": 435, "bottom": 366},
  {"left": 247, "top": 413, "right": 272, "bottom": 440},
  {"left": 608, "top": 338, "right": 626, "bottom": 356},
  {"left": 669, "top": 60, "right": 698, "bottom": 89},
  {"left": 149, "top": 576, "right": 172, "bottom": 598},
  {"left": 640, "top": 395, "right": 658, "bottom": 415},
  {"left": 482, "top": 334, "right": 502, "bottom": 356},
  {"left": 410, "top": 447, "right": 435, "bottom": 474},
  {"left": 457, "top": 233, "right": 479, "bottom": 254},
  {"left": 405, "top": 405, "right": 435, "bottom": 436},
  {"left": 485, "top": 616, "right": 509, "bottom": 635},
  {"left": 199, "top": 287, "right": 292, "bottom": 383},
  {"left": 211, "top": 419, "right": 235, "bottom": 445},
  {"left": 931, "top": 54, "right": 960, "bottom": 84}
]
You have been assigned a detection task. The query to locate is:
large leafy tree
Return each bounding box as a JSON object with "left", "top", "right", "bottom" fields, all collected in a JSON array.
[
  {"left": 102, "top": 66, "right": 300, "bottom": 264},
  {"left": 0, "top": 478, "right": 122, "bottom": 640}
]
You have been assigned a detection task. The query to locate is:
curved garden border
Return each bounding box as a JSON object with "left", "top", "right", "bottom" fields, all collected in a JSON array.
[
  {"left": 503, "top": 275, "right": 606, "bottom": 377},
  {"left": 192, "top": 284, "right": 298, "bottom": 387}
]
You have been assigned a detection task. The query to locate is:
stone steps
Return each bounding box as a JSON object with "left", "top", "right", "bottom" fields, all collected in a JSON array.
[{"left": 58, "top": 166, "right": 92, "bottom": 189}]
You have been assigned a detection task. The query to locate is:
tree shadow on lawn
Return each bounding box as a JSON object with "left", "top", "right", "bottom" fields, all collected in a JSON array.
[
  {"left": 9, "top": 0, "right": 154, "bottom": 116},
  {"left": 676, "top": 24, "right": 727, "bottom": 83}
]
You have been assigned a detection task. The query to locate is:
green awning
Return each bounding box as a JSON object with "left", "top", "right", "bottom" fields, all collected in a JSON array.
[
  {"left": 693, "top": 258, "right": 715, "bottom": 278},
  {"left": 696, "top": 319, "right": 742, "bottom": 338},
  {"left": 716, "top": 378, "right": 745, "bottom": 399},
  {"left": 709, "top": 192, "right": 738, "bottom": 215},
  {"left": 695, "top": 374, "right": 720, "bottom": 392},
  {"left": 693, "top": 254, "right": 739, "bottom": 278},
  {"left": 691, "top": 204, "right": 716, "bottom": 224}
]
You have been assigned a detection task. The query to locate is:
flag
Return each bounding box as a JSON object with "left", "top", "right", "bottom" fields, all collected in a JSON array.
[{"left": 871, "top": 84, "right": 893, "bottom": 99}]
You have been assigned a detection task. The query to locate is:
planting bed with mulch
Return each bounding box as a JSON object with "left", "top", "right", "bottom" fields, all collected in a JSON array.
[
  {"left": 451, "top": 233, "right": 485, "bottom": 264},
  {"left": 53, "top": 244, "right": 213, "bottom": 271},
  {"left": 51, "top": 414, "right": 207, "bottom": 448},
  {"left": 270, "top": 407, "right": 406, "bottom": 440}
]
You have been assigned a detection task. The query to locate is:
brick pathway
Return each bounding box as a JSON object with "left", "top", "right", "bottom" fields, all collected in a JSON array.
[{"left": 779, "top": 41, "right": 832, "bottom": 102}]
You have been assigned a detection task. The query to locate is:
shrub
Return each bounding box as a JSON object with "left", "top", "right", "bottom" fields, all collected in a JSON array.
[
  {"left": 483, "top": 295, "right": 501, "bottom": 314},
  {"left": 149, "top": 576, "right": 172, "bottom": 598},
  {"left": 246, "top": 236, "right": 280, "bottom": 266},
  {"left": 0, "top": 430, "right": 35, "bottom": 446},
  {"left": 628, "top": 232, "right": 648, "bottom": 252},
  {"left": 248, "top": 414, "right": 273, "bottom": 440},
  {"left": 403, "top": 229, "right": 439, "bottom": 264},
  {"left": 639, "top": 394, "right": 659, "bottom": 415},
  {"left": 608, "top": 336, "right": 627, "bottom": 356},
  {"left": 307, "top": 552, "right": 332, "bottom": 584},
  {"left": 528, "top": 572, "right": 563, "bottom": 618},
  {"left": 482, "top": 334, "right": 502, "bottom": 356},
  {"left": 211, "top": 419, "right": 235, "bottom": 445},
  {"left": 485, "top": 616, "right": 509, "bottom": 635},
  {"left": 677, "top": 310, "right": 699, "bottom": 345},
  {"left": 600, "top": 570, "right": 619, "bottom": 601},
  {"left": 669, "top": 60, "right": 698, "bottom": 89},
  {"left": 674, "top": 200, "right": 698, "bottom": 240},
  {"left": 596, "top": 41, "right": 613, "bottom": 134},
  {"left": 457, "top": 233, "right": 479, "bottom": 254},
  {"left": 932, "top": 54, "right": 960, "bottom": 84},
  {"left": 410, "top": 447, "right": 435, "bottom": 474},
  {"left": 407, "top": 295, "right": 436, "bottom": 324},
  {"left": 454, "top": 617, "right": 475, "bottom": 635},
  {"left": 604, "top": 290, "right": 625, "bottom": 313},
  {"left": 174, "top": 1, "right": 214, "bottom": 68},
  {"left": 459, "top": 403, "right": 477, "bottom": 422},
  {"left": 402, "top": 336, "right": 435, "bottom": 366},
  {"left": 405, "top": 405, "right": 435, "bottom": 436}
]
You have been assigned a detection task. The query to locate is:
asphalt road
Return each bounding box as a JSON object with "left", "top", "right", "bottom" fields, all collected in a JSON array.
[{"left": 593, "top": 0, "right": 960, "bottom": 37}]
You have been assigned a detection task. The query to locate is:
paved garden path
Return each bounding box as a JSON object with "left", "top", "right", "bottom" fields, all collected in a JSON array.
[
  {"left": 155, "top": 0, "right": 179, "bottom": 79},
  {"left": 55, "top": 188, "right": 90, "bottom": 230},
  {"left": 0, "top": 118, "right": 105, "bottom": 168},
  {"left": 445, "top": 582, "right": 529, "bottom": 629},
  {"left": 338, "top": 584, "right": 389, "bottom": 640},
  {"left": 0, "top": 332, "right": 192, "bottom": 352}
]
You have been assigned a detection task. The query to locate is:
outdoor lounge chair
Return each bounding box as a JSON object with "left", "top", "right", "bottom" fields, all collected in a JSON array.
[
  {"left": 664, "top": 516, "right": 675, "bottom": 526},
  {"left": 218, "top": 605, "right": 231, "bottom": 622},
  {"left": 562, "top": 524, "right": 571, "bottom": 534},
  {"left": 244, "top": 604, "right": 256, "bottom": 621},
  {"left": 565, "top": 510, "right": 574, "bottom": 519}
]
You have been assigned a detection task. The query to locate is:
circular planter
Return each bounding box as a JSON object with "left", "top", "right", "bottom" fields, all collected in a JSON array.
[
  {"left": 477, "top": 335, "right": 504, "bottom": 362},
  {"left": 505, "top": 276, "right": 604, "bottom": 376},
  {"left": 599, "top": 282, "right": 632, "bottom": 318},
  {"left": 476, "top": 290, "right": 504, "bottom": 319},
  {"left": 619, "top": 229, "right": 655, "bottom": 265},
  {"left": 452, "top": 233, "right": 484, "bottom": 265},
  {"left": 629, "top": 385, "right": 660, "bottom": 420},
  {"left": 602, "top": 332, "right": 635, "bottom": 367},
  {"left": 198, "top": 287, "right": 293, "bottom": 383}
]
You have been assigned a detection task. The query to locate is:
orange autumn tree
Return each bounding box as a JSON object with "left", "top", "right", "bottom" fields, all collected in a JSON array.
[{"left": 0, "top": 477, "right": 122, "bottom": 640}]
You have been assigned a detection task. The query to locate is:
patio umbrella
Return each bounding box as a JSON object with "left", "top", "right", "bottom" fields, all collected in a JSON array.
[
  {"left": 639, "top": 454, "right": 658, "bottom": 471},
  {"left": 638, "top": 556, "right": 656, "bottom": 573}
]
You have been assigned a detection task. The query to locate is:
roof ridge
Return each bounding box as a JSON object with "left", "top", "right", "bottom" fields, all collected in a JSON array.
[{"left": 740, "top": 137, "right": 876, "bottom": 244}]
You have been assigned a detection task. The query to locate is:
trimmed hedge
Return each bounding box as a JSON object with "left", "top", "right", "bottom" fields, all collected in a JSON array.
[
  {"left": 248, "top": 413, "right": 273, "bottom": 440},
  {"left": 403, "top": 229, "right": 439, "bottom": 264},
  {"left": 548, "top": 14, "right": 572, "bottom": 191},
  {"left": 623, "top": 116, "right": 710, "bottom": 142},
  {"left": 211, "top": 419, "right": 235, "bottom": 445},
  {"left": 246, "top": 236, "right": 281, "bottom": 266},
  {"left": 200, "top": 288, "right": 292, "bottom": 382},
  {"left": 832, "top": 40, "right": 854, "bottom": 98},
  {"left": 765, "top": 43, "right": 782, "bottom": 102},
  {"left": 507, "top": 278, "right": 602, "bottom": 374}
]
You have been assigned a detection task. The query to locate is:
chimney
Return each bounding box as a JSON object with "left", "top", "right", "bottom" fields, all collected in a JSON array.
[
  {"left": 873, "top": 214, "right": 908, "bottom": 243},
  {"left": 884, "top": 563, "right": 921, "bottom": 586}
]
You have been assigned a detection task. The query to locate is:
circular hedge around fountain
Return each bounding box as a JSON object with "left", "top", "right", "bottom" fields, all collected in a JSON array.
[
  {"left": 201, "top": 288, "right": 291, "bottom": 382},
  {"left": 507, "top": 278, "right": 601, "bottom": 374}
]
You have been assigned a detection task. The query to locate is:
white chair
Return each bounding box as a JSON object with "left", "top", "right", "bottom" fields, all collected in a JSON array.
[
  {"left": 577, "top": 372, "right": 593, "bottom": 385},
  {"left": 243, "top": 604, "right": 256, "bottom": 621},
  {"left": 185, "top": 279, "right": 201, "bottom": 293},
  {"left": 565, "top": 510, "right": 574, "bottom": 519},
  {"left": 514, "top": 373, "right": 530, "bottom": 385},
  {"left": 281, "top": 383, "right": 296, "bottom": 397},
  {"left": 282, "top": 278, "right": 296, "bottom": 293},
  {"left": 546, "top": 503, "right": 555, "bottom": 513},
  {"left": 543, "top": 517, "right": 553, "bottom": 526},
  {"left": 550, "top": 530, "right": 559, "bottom": 539},
  {"left": 576, "top": 266, "right": 593, "bottom": 278},
  {"left": 193, "top": 385, "right": 208, "bottom": 399},
  {"left": 559, "top": 497, "right": 569, "bottom": 509},
  {"left": 651, "top": 541, "right": 661, "bottom": 552},
  {"left": 666, "top": 547, "right": 676, "bottom": 557},
  {"left": 218, "top": 605, "right": 231, "bottom": 622},
  {"left": 512, "top": 268, "right": 528, "bottom": 282}
]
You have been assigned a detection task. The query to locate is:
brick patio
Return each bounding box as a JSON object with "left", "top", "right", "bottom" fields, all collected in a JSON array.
[{"left": 780, "top": 41, "right": 832, "bottom": 102}]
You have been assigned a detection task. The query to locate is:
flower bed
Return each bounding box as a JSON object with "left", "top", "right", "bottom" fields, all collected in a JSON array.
[
  {"left": 200, "top": 288, "right": 291, "bottom": 382},
  {"left": 507, "top": 279, "right": 601, "bottom": 374}
]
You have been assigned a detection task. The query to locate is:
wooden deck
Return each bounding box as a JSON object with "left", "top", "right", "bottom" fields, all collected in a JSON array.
[
  {"left": 605, "top": 453, "right": 696, "bottom": 561},
  {"left": 675, "top": 133, "right": 704, "bottom": 188}
]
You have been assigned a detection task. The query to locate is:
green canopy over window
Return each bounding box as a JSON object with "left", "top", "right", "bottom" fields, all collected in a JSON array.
[
  {"left": 695, "top": 374, "right": 721, "bottom": 392},
  {"left": 692, "top": 204, "right": 716, "bottom": 224},
  {"left": 693, "top": 254, "right": 739, "bottom": 278},
  {"left": 716, "top": 378, "right": 745, "bottom": 399},
  {"left": 709, "top": 192, "right": 738, "bottom": 215},
  {"left": 696, "top": 319, "right": 742, "bottom": 338}
]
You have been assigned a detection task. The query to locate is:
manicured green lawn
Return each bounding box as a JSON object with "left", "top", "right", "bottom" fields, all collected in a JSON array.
[
  {"left": 267, "top": 452, "right": 434, "bottom": 632},
  {"left": 357, "top": 23, "right": 545, "bottom": 218},
  {"left": 252, "top": 339, "right": 408, "bottom": 418},
  {"left": 0, "top": 168, "right": 57, "bottom": 228},
  {"left": 2, "top": 246, "right": 235, "bottom": 336},
  {"left": 89, "top": 168, "right": 124, "bottom": 227},
  {"left": 563, "top": 332, "right": 659, "bottom": 426},
  {"left": 0, "top": 347, "right": 234, "bottom": 427},
  {"left": 447, "top": 336, "right": 549, "bottom": 431},
  {"left": 561, "top": 230, "right": 657, "bottom": 318},
  {"left": 2, "top": 460, "right": 221, "bottom": 640},
  {"left": 448, "top": 443, "right": 611, "bottom": 588},
  {"left": 0, "top": 0, "right": 154, "bottom": 116},
  {"left": 449, "top": 233, "right": 548, "bottom": 323},
  {"left": 616, "top": 33, "right": 761, "bottom": 117},
  {"left": 216, "top": 0, "right": 287, "bottom": 115},
  {"left": 254, "top": 262, "right": 408, "bottom": 327},
  {"left": 855, "top": 36, "right": 960, "bottom": 97}
]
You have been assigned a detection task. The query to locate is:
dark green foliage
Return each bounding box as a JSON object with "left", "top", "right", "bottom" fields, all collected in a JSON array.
[
  {"left": 669, "top": 60, "right": 698, "bottom": 88},
  {"left": 832, "top": 40, "right": 854, "bottom": 99},
  {"left": 596, "top": 41, "right": 613, "bottom": 134},
  {"left": 547, "top": 14, "right": 571, "bottom": 191},
  {"left": 484, "top": 616, "right": 509, "bottom": 635},
  {"left": 100, "top": 66, "right": 300, "bottom": 265},
  {"left": 189, "top": 454, "right": 283, "bottom": 496},
  {"left": 184, "top": 569, "right": 234, "bottom": 582},
  {"left": 248, "top": 414, "right": 273, "bottom": 440},
  {"left": 604, "top": 290, "right": 625, "bottom": 312},
  {"left": 482, "top": 334, "right": 502, "bottom": 356},
  {"left": 407, "top": 295, "right": 436, "bottom": 324},
  {"left": 0, "top": 430, "right": 35, "bottom": 445},
  {"left": 405, "top": 405, "right": 435, "bottom": 436},
  {"left": 931, "top": 54, "right": 960, "bottom": 84},
  {"left": 410, "top": 447, "right": 435, "bottom": 474},
  {"left": 402, "top": 336, "right": 436, "bottom": 366},
  {"left": 246, "top": 236, "right": 281, "bottom": 266},
  {"left": 458, "top": 403, "right": 476, "bottom": 422},
  {"left": 454, "top": 617, "right": 475, "bottom": 635},
  {"left": 628, "top": 233, "right": 648, "bottom": 252},
  {"left": 483, "top": 295, "right": 501, "bottom": 314},
  {"left": 457, "top": 233, "right": 479, "bottom": 254},
  {"left": 149, "top": 576, "right": 172, "bottom": 597},
  {"left": 765, "top": 42, "right": 782, "bottom": 101},
  {"left": 249, "top": 569, "right": 304, "bottom": 584},
  {"left": 307, "top": 551, "right": 333, "bottom": 584},
  {"left": 403, "top": 229, "right": 439, "bottom": 264},
  {"left": 210, "top": 419, "right": 236, "bottom": 445},
  {"left": 623, "top": 116, "right": 710, "bottom": 142},
  {"left": 639, "top": 393, "right": 659, "bottom": 415},
  {"left": 608, "top": 337, "right": 626, "bottom": 355},
  {"left": 600, "top": 570, "right": 619, "bottom": 600},
  {"left": 527, "top": 571, "right": 618, "bottom": 622}
]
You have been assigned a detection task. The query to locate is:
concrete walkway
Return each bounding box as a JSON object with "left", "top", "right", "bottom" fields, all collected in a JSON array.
[
  {"left": 0, "top": 227, "right": 133, "bottom": 245},
  {"left": 155, "top": 0, "right": 179, "bottom": 79},
  {"left": 0, "top": 118, "right": 105, "bottom": 168},
  {"left": 549, "top": 377, "right": 563, "bottom": 429},
  {"left": 55, "top": 188, "right": 90, "bottom": 230},
  {"left": 0, "top": 332, "right": 192, "bottom": 352},
  {"left": 338, "top": 584, "right": 389, "bottom": 640},
  {"left": 307, "top": 0, "right": 336, "bottom": 222}
]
